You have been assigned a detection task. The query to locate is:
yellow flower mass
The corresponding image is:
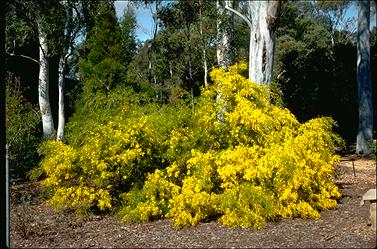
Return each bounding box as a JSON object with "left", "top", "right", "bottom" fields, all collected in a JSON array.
[{"left": 33, "top": 62, "right": 343, "bottom": 229}]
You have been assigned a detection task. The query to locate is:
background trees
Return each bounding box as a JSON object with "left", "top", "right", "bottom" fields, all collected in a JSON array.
[{"left": 274, "top": 0, "right": 376, "bottom": 144}]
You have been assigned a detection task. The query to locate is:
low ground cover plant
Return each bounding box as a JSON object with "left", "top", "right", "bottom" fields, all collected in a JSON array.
[{"left": 31, "top": 62, "right": 343, "bottom": 229}]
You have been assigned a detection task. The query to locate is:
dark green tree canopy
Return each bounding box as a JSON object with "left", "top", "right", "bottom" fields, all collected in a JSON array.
[{"left": 78, "top": 2, "right": 137, "bottom": 96}]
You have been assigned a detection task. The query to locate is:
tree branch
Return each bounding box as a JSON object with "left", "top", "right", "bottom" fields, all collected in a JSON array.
[
  {"left": 5, "top": 52, "right": 39, "bottom": 64},
  {"left": 225, "top": 5, "right": 252, "bottom": 28}
]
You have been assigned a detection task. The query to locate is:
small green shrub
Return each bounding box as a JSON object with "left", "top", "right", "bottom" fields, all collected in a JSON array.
[{"left": 6, "top": 73, "right": 41, "bottom": 181}]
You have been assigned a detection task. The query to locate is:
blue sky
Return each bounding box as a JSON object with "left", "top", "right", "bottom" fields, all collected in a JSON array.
[
  {"left": 114, "top": 1, "right": 376, "bottom": 43},
  {"left": 114, "top": 1, "right": 155, "bottom": 43}
]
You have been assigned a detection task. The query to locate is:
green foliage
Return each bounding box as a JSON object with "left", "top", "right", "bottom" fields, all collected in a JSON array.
[
  {"left": 65, "top": 86, "right": 143, "bottom": 147},
  {"left": 273, "top": 0, "right": 368, "bottom": 143},
  {"left": 35, "top": 62, "right": 343, "bottom": 229},
  {"left": 78, "top": 2, "right": 136, "bottom": 96},
  {"left": 5, "top": 0, "right": 37, "bottom": 47},
  {"left": 6, "top": 73, "right": 41, "bottom": 181},
  {"left": 142, "top": 0, "right": 218, "bottom": 103}
]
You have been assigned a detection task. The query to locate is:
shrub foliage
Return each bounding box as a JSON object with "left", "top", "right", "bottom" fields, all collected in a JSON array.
[
  {"left": 6, "top": 74, "right": 41, "bottom": 181},
  {"left": 31, "top": 62, "right": 343, "bottom": 228}
]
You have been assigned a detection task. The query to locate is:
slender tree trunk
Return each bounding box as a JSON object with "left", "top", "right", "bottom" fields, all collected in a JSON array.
[
  {"left": 216, "top": 0, "right": 222, "bottom": 67},
  {"left": 199, "top": 0, "right": 208, "bottom": 88},
  {"left": 169, "top": 61, "right": 173, "bottom": 79},
  {"left": 57, "top": 55, "right": 67, "bottom": 141},
  {"left": 216, "top": 0, "right": 235, "bottom": 122},
  {"left": 202, "top": 43, "right": 208, "bottom": 88},
  {"left": 187, "top": 23, "right": 193, "bottom": 83},
  {"left": 38, "top": 27, "right": 54, "bottom": 140},
  {"left": 148, "top": 2, "right": 159, "bottom": 90},
  {"left": 216, "top": 0, "right": 233, "bottom": 69},
  {"left": 356, "top": 0, "right": 373, "bottom": 154},
  {"left": 147, "top": 40, "right": 153, "bottom": 84}
]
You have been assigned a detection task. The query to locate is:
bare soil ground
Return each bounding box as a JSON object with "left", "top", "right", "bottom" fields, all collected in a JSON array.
[{"left": 10, "top": 150, "right": 377, "bottom": 248}]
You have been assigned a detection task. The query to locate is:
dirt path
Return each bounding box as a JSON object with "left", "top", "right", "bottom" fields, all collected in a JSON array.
[{"left": 10, "top": 154, "right": 376, "bottom": 248}]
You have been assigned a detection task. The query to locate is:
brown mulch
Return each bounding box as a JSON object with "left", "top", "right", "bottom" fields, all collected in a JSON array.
[{"left": 10, "top": 151, "right": 377, "bottom": 248}]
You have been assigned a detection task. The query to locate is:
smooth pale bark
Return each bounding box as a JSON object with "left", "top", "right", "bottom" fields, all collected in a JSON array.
[
  {"left": 57, "top": 55, "right": 67, "bottom": 141},
  {"left": 148, "top": 1, "right": 159, "bottom": 89},
  {"left": 147, "top": 40, "right": 153, "bottom": 84},
  {"left": 226, "top": 0, "right": 281, "bottom": 85},
  {"left": 216, "top": 0, "right": 234, "bottom": 122},
  {"left": 56, "top": 0, "right": 75, "bottom": 141},
  {"left": 356, "top": 0, "right": 373, "bottom": 154},
  {"left": 224, "top": 5, "right": 252, "bottom": 79},
  {"left": 38, "top": 27, "right": 54, "bottom": 140},
  {"left": 216, "top": 0, "right": 233, "bottom": 69},
  {"left": 199, "top": 1, "right": 208, "bottom": 88}
]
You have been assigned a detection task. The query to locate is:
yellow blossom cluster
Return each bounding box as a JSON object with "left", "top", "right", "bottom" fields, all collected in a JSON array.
[
  {"left": 34, "top": 62, "right": 343, "bottom": 229},
  {"left": 31, "top": 114, "right": 163, "bottom": 214}
]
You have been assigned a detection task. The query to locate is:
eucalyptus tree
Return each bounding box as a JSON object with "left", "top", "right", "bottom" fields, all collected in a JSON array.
[
  {"left": 142, "top": 0, "right": 163, "bottom": 86},
  {"left": 356, "top": 0, "right": 373, "bottom": 154},
  {"left": 225, "top": 0, "right": 281, "bottom": 85},
  {"left": 38, "top": 21, "right": 54, "bottom": 139},
  {"left": 56, "top": 0, "right": 86, "bottom": 141},
  {"left": 217, "top": 0, "right": 235, "bottom": 69},
  {"left": 6, "top": 0, "right": 93, "bottom": 140},
  {"left": 199, "top": 0, "right": 208, "bottom": 87},
  {"left": 152, "top": 0, "right": 214, "bottom": 102},
  {"left": 5, "top": 0, "right": 58, "bottom": 139},
  {"left": 215, "top": 0, "right": 235, "bottom": 122},
  {"left": 311, "top": 0, "right": 355, "bottom": 45}
]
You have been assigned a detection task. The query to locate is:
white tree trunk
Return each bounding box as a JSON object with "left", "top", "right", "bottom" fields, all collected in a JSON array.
[
  {"left": 226, "top": 0, "right": 281, "bottom": 85},
  {"left": 249, "top": 0, "right": 280, "bottom": 85},
  {"left": 38, "top": 27, "right": 54, "bottom": 140},
  {"left": 199, "top": 1, "right": 208, "bottom": 88},
  {"left": 216, "top": 0, "right": 235, "bottom": 122},
  {"left": 57, "top": 56, "right": 66, "bottom": 141},
  {"left": 356, "top": 0, "right": 373, "bottom": 154},
  {"left": 203, "top": 45, "right": 208, "bottom": 88},
  {"left": 216, "top": 0, "right": 233, "bottom": 69}
]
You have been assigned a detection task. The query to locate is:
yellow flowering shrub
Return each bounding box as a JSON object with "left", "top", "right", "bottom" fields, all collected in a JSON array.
[
  {"left": 118, "top": 169, "right": 180, "bottom": 222},
  {"left": 216, "top": 184, "right": 274, "bottom": 229},
  {"left": 158, "top": 62, "right": 342, "bottom": 228},
  {"left": 32, "top": 102, "right": 192, "bottom": 215},
  {"left": 33, "top": 61, "right": 343, "bottom": 229},
  {"left": 167, "top": 176, "right": 217, "bottom": 228},
  {"left": 30, "top": 141, "right": 114, "bottom": 213}
]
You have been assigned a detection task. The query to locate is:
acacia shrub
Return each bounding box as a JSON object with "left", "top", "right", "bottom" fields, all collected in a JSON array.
[
  {"left": 30, "top": 95, "right": 192, "bottom": 214},
  {"left": 119, "top": 62, "right": 343, "bottom": 228},
  {"left": 33, "top": 62, "right": 343, "bottom": 228}
]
